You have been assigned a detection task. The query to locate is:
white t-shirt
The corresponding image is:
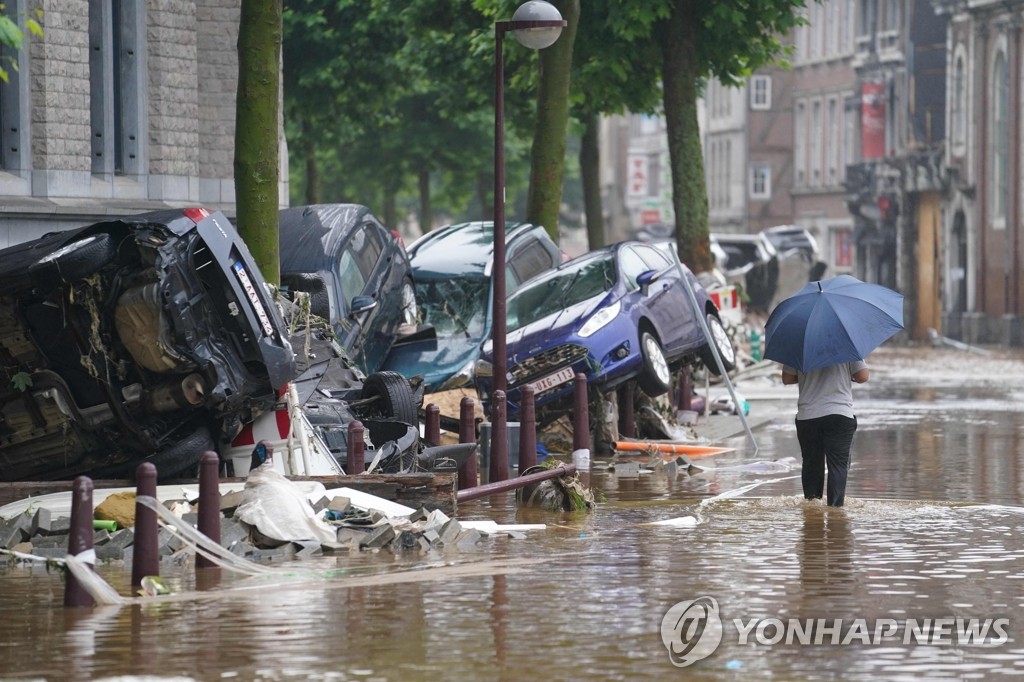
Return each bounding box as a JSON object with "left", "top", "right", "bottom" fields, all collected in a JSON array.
[{"left": 782, "top": 360, "right": 866, "bottom": 420}]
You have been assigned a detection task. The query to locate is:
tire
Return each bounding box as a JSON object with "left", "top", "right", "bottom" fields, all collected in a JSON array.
[
  {"left": 699, "top": 313, "right": 737, "bottom": 376},
  {"left": 360, "top": 371, "right": 418, "bottom": 425},
  {"left": 399, "top": 277, "right": 418, "bottom": 326},
  {"left": 637, "top": 331, "right": 672, "bottom": 396},
  {"left": 283, "top": 273, "right": 331, "bottom": 319},
  {"left": 30, "top": 233, "right": 117, "bottom": 287},
  {"left": 90, "top": 423, "right": 213, "bottom": 482}
]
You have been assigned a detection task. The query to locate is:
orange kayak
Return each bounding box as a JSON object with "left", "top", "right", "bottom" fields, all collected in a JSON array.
[{"left": 613, "top": 441, "right": 734, "bottom": 458}]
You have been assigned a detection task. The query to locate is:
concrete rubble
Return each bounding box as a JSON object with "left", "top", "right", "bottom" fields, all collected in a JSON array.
[{"left": 0, "top": 487, "right": 536, "bottom": 569}]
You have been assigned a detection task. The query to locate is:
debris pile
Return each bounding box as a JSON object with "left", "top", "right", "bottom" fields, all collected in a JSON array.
[{"left": 0, "top": 488, "right": 531, "bottom": 569}]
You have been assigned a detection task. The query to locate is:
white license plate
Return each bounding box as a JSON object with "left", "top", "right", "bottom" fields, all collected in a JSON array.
[{"left": 526, "top": 366, "right": 576, "bottom": 394}]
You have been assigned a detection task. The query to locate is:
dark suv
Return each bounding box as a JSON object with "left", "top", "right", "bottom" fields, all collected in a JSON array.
[{"left": 0, "top": 208, "right": 295, "bottom": 481}]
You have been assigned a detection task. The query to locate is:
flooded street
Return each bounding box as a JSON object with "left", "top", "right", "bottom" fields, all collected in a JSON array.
[{"left": 3, "top": 346, "right": 1024, "bottom": 681}]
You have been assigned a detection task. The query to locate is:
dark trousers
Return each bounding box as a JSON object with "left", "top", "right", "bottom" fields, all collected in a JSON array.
[{"left": 795, "top": 414, "right": 858, "bottom": 507}]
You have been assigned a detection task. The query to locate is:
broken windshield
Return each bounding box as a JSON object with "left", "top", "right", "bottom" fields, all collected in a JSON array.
[
  {"left": 416, "top": 278, "right": 490, "bottom": 338},
  {"left": 507, "top": 255, "right": 616, "bottom": 332}
]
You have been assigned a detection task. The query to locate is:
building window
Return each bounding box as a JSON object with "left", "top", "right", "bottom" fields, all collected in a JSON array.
[
  {"left": 794, "top": 101, "right": 806, "bottom": 187},
  {"left": 90, "top": 0, "right": 144, "bottom": 177},
  {"left": 810, "top": 99, "right": 822, "bottom": 186},
  {"left": 951, "top": 52, "right": 966, "bottom": 154},
  {"left": 750, "top": 76, "right": 772, "bottom": 110},
  {"left": 750, "top": 165, "right": 771, "bottom": 199},
  {"left": 990, "top": 50, "right": 1009, "bottom": 227},
  {"left": 826, "top": 97, "right": 839, "bottom": 186},
  {"left": 842, "top": 95, "right": 857, "bottom": 180},
  {"left": 0, "top": 0, "right": 30, "bottom": 174}
]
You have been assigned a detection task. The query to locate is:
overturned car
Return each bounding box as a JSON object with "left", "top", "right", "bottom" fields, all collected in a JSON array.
[{"left": 0, "top": 208, "right": 295, "bottom": 481}]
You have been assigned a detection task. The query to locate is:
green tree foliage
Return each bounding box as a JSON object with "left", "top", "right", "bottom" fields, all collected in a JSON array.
[
  {"left": 0, "top": 4, "right": 43, "bottom": 83},
  {"left": 236, "top": 0, "right": 283, "bottom": 284}
]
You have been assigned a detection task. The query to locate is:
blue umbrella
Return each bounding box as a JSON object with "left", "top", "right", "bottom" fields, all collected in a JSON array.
[{"left": 763, "top": 275, "right": 904, "bottom": 372}]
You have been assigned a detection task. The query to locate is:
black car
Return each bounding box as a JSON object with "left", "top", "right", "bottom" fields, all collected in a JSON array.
[
  {"left": 279, "top": 205, "right": 418, "bottom": 374},
  {"left": 0, "top": 208, "right": 295, "bottom": 481}
]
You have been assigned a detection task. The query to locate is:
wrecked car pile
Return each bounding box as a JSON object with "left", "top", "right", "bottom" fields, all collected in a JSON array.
[{"left": 0, "top": 208, "right": 294, "bottom": 482}]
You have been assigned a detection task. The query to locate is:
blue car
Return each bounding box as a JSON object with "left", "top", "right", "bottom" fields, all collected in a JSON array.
[
  {"left": 475, "top": 241, "right": 736, "bottom": 425},
  {"left": 382, "top": 221, "right": 561, "bottom": 392}
]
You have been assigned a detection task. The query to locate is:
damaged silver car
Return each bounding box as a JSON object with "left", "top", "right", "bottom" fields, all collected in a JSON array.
[{"left": 0, "top": 208, "right": 295, "bottom": 481}]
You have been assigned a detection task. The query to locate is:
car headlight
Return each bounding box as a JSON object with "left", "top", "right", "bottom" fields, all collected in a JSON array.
[
  {"left": 578, "top": 300, "right": 621, "bottom": 338},
  {"left": 474, "top": 358, "right": 492, "bottom": 378}
]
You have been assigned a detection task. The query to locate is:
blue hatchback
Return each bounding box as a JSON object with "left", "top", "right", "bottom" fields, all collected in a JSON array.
[{"left": 474, "top": 241, "right": 736, "bottom": 425}]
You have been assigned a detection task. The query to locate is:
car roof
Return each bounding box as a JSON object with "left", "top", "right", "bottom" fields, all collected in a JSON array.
[
  {"left": 408, "top": 220, "right": 540, "bottom": 277},
  {"left": 278, "top": 204, "right": 376, "bottom": 269}
]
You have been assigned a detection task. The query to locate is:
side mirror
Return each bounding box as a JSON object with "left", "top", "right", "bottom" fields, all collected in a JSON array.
[
  {"left": 349, "top": 295, "right": 378, "bottom": 316},
  {"left": 636, "top": 269, "right": 659, "bottom": 287}
]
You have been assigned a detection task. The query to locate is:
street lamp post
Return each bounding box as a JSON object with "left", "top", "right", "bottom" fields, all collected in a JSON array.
[
  {"left": 490, "top": 1, "right": 565, "bottom": 483},
  {"left": 493, "top": 0, "right": 565, "bottom": 396}
]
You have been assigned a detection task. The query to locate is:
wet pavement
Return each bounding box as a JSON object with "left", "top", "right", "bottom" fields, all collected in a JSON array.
[{"left": 2, "top": 345, "right": 1024, "bottom": 681}]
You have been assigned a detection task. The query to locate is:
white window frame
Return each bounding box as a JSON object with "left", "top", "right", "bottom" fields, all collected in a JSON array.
[
  {"left": 794, "top": 100, "right": 807, "bottom": 187},
  {"left": 951, "top": 48, "right": 967, "bottom": 157},
  {"left": 750, "top": 75, "right": 772, "bottom": 110},
  {"left": 750, "top": 164, "right": 771, "bottom": 200},
  {"left": 810, "top": 99, "right": 823, "bottom": 187},
  {"left": 990, "top": 46, "right": 1009, "bottom": 229}
]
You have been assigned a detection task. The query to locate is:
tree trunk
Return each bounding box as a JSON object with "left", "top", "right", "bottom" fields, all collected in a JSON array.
[
  {"left": 418, "top": 168, "right": 432, "bottom": 234},
  {"left": 235, "top": 0, "right": 282, "bottom": 285},
  {"left": 580, "top": 111, "right": 604, "bottom": 250},
  {"left": 525, "top": 0, "right": 580, "bottom": 242},
  {"left": 661, "top": 0, "right": 712, "bottom": 273}
]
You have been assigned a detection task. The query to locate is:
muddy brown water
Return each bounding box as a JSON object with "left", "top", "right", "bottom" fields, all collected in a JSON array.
[{"left": 3, "top": 346, "right": 1024, "bottom": 681}]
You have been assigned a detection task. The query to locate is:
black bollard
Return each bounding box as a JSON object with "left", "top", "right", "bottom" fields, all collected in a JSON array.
[
  {"left": 617, "top": 382, "right": 636, "bottom": 439},
  {"left": 131, "top": 463, "right": 159, "bottom": 592},
  {"left": 196, "top": 451, "right": 221, "bottom": 570},
  {"left": 489, "top": 390, "right": 509, "bottom": 483},
  {"left": 518, "top": 385, "right": 537, "bottom": 473},
  {"left": 64, "top": 476, "right": 95, "bottom": 608},
  {"left": 425, "top": 403, "right": 441, "bottom": 446},
  {"left": 347, "top": 420, "right": 365, "bottom": 475},
  {"left": 677, "top": 371, "right": 692, "bottom": 411},
  {"left": 458, "top": 396, "right": 478, "bottom": 490}
]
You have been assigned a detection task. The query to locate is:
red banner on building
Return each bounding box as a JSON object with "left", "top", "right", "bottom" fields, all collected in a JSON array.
[{"left": 861, "top": 82, "right": 886, "bottom": 159}]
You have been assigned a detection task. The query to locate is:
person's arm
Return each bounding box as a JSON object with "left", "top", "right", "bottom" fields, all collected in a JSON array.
[
  {"left": 781, "top": 370, "right": 799, "bottom": 385},
  {"left": 852, "top": 368, "right": 869, "bottom": 383}
]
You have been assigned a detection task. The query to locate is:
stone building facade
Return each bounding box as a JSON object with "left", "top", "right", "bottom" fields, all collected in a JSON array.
[{"left": 0, "top": 0, "right": 287, "bottom": 249}]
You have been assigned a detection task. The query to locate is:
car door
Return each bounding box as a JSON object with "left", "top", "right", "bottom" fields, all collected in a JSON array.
[{"left": 629, "top": 244, "right": 692, "bottom": 352}]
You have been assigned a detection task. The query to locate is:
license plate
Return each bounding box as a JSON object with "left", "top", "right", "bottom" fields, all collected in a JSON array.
[
  {"left": 233, "top": 261, "right": 275, "bottom": 337},
  {"left": 526, "top": 366, "right": 576, "bottom": 394}
]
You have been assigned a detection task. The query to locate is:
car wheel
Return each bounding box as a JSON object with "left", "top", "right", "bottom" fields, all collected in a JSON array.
[
  {"left": 699, "top": 313, "right": 737, "bottom": 376},
  {"left": 638, "top": 331, "right": 672, "bottom": 396},
  {"left": 399, "top": 277, "right": 418, "bottom": 326},
  {"left": 90, "top": 423, "right": 213, "bottom": 482},
  {"left": 30, "top": 233, "right": 117, "bottom": 287},
  {"left": 360, "top": 371, "right": 418, "bottom": 425}
]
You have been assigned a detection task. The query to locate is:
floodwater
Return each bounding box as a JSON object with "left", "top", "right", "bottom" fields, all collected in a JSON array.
[{"left": 3, "top": 346, "right": 1024, "bottom": 681}]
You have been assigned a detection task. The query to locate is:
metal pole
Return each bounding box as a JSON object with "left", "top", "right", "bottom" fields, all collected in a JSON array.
[
  {"left": 425, "top": 403, "right": 441, "bottom": 445},
  {"left": 458, "top": 396, "right": 478, "bottom": 490},
  {"left": 196, "top": 451, "right": 221, "bottom": 570},
  {"left": 572, "top": 373, "right": 591, "bottom": 484},
  {"left": 489, "top": 390, "right": 509, "bottom": 483},
  {"left": 458, "top": 463, "right": 576, "bottom": 503},
  {"left": 131, "top": 463, "right": 159, "bottom": 590},
  {"left": 677, "top": 263, "right": 758, "bottom": 453},
  {"left": 518, "top": 385, "right": 537, "bottom": 472},
  {"left": 64, "top": 476, "right": 95, "bottom": 608},
  {"left": 493, "top": 25, "right": 508, "bottom": 396}
]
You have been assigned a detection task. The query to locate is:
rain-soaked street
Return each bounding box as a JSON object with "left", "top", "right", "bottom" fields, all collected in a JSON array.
[{"left": 3, "top": 345, "right": 1024, "bottom": 681}]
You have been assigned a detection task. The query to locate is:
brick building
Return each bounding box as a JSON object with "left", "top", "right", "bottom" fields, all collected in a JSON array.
[{"left": 0, "top": 0, "right": 287, "bottom": 249}]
